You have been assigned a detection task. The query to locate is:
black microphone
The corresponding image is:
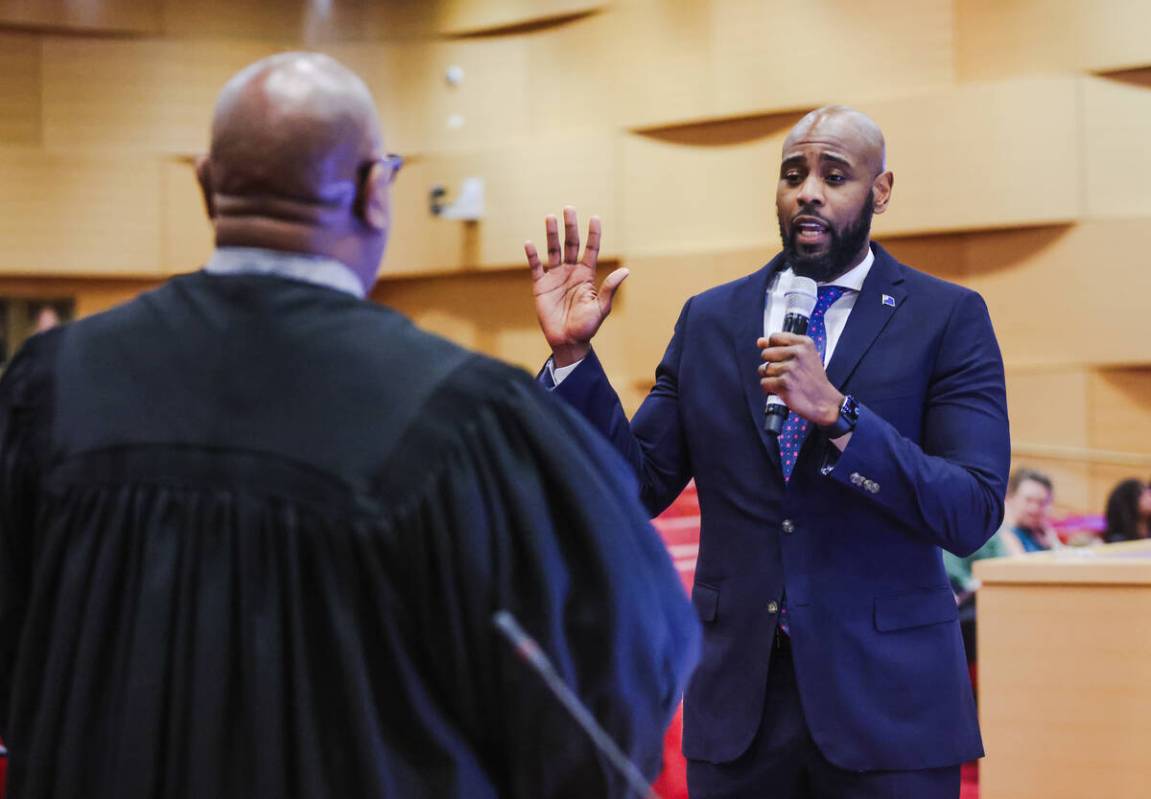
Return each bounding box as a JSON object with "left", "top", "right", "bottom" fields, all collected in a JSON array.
[
  {"left": 764, "top": 276, "right": 818, "bottom": 435},
  {"left": 491, "top": 610, "right": 661, "bottom": 799}
]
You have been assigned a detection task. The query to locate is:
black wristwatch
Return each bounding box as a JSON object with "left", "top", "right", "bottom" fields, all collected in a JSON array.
[{"left": 820, "top": 394, "right": 860, "bottom": 439}]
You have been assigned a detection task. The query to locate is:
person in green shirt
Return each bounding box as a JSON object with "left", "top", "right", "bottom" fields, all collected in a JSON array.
[{"left": 944, "top": 529, "right": 1009, "bottom": 596}]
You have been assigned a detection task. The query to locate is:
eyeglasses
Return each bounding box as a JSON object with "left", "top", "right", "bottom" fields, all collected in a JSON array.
[{"left": 360, "top": 153, "right": 404, "bottom": 186}]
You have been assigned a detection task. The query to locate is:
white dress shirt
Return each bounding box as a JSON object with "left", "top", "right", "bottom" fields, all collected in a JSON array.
[{"left": 763, "top": 247, "right": 873, "bottom": 366}]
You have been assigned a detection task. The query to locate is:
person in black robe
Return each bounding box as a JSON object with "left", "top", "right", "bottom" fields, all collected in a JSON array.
[{"left": 0, "top": 52, "right": 699, "bottom": 799}]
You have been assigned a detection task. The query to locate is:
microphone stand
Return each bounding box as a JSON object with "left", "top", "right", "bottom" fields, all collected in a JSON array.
[{"left": 492, "top": 610, "right": 662, "bottom": 799}]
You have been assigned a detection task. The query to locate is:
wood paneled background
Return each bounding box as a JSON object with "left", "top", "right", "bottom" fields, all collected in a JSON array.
[{"left": 0, "top": 0, "right": 1148, "bottom": 513}]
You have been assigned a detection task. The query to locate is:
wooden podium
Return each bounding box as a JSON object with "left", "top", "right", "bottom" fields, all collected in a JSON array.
[{"left": 973, "top": 540, "right": 1151, "bottom": 798}]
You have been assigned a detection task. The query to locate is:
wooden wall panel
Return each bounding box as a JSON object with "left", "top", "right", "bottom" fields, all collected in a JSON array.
[
  {"left": 529, "top": 0, "right": 715, "bottom": 132},
  {"left": 569, "top": 0, "right": 951, "bottom": 132},
  {"left": 0, "top": 148, "right": 163, "bottom": 274},
  {"left": 41, "top": 36, "right": 520, "bottom": 157},
  {"left": 868, "top": 78, "right": 1081, "bottom": 236},
  {"left": 1082, "top": 75, "right": 1151, "bottom": 219},
  {"left": 876, "top": 234, "right": 967, "bottom": 281},
  {"left": 73, "top": 282, "right": 159, "bottom": 318},
  {"left": 961, "top": 221, "right": 1151, "bottom": 369},
  {"left": 1089, "top": 369, "right": 1151, "bottom": 456},
  {"left": 482, "top": 133, "right": 618, "bottom": 267},
  {"left": 616, "top": 0, "right": 715, "bottom": 130},
  {"left": 41, "top": 38, "right": 283, "bottom": 153},
  {"left": 436, "top": 0, "right": 605, "bottom": 35},
  {"left": 356, "top": 37, "right": 531, "bottom": 155},
  {"left": 989, "top": 366, "right": 1151, "bottom": 515},
  {"left": 158, "top": 0, "right": 435, "bottom": 42},
  {"left": 161, "top": 158, "right": 214, "bottom": 274},
  {"left": 0, "top": 0, "right": 160, "bottom": 34},
  {"left": 711, "top": 0, "right": 953, "bottom": 119},
  {"left": 620, "top": 116, "right": 790, "bottom": 256},
  {"left": 0, "top": 32, "right": 40, "bottom": 145},
  {"left": 612, "top": 252, "right": 715, "bottom": 412},
  {"left": 957, "top": 0, "right": 1151, "bottom": 81},
  {"left": 1003, "top": 366, "right": 1095, "bottom": 512},
  {"left": 1006, "top": 368, "right": 1091, "bottom": 451}
]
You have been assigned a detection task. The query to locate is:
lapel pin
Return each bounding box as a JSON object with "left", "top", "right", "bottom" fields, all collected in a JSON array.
[{"left": 881, "top": 294, "right": 896, "bottom": 307}]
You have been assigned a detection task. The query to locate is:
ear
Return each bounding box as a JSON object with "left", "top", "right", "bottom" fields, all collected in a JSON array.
[
  {"left": 871, "top": 170, "right": 894, "bottom": 215},
  {"left": 195, "top": 155, "right": 216, "bottom": 220},
  {"left": 356, "top": 161, "right": 390, "bottom": 232}
]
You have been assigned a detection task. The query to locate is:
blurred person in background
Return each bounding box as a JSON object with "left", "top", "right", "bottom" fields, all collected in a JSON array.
[
  {"left": 0, "top": 52, "right": 698, "bottom": 799},
  {"left": 998, "top": 468, "right": 1060, "bottom": 553},
  {"left": 1103, "top": 478, "right": 1151, "bottom": 543},
  {"left": 942, "top": 469, "right": 1056, "bottom": 664},
  {"left": 944, "top": 467, "right": 1059, "bottom": 599},
  {"left": 31, "top": 305, "right": 61, "bottom": 334}
]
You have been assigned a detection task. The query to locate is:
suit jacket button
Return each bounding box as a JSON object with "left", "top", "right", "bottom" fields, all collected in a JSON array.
[
  {"left": 766, "top": 601, "right": 779, "bottom": 614},
  {"left": 867, "top": 481, "right": 880, "bottom": 494},
  {"left": 781, "top": 519, "right": 795, "bottom": 534},
  {"left": 851, "top": 472, "right": 864, "bottom": 486}
]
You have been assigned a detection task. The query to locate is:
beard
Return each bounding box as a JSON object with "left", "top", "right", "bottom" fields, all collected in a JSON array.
[{"left": 778, "top": 193, "right": 874, "bottom": 283}]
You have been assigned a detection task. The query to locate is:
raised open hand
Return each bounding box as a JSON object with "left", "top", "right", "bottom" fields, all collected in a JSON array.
[{"left": 525, "top": 206, "right": 629, "bottom": 367}]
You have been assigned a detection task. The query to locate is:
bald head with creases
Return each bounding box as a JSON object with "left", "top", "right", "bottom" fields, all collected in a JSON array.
[
  {"left": 784, "top": 106, "right": 887, "bottom": 178},
  {"left": 777, "top": 105, "right": 894, "bottom": 283},
  {"left": 197, "top": 52, "right": 394, "bottom": 292}
]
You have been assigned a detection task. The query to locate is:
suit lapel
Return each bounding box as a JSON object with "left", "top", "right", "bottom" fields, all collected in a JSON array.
[
  {"left": 825, "top": 244, "right": 907, "bottom": 390},
  {"left": 734, "top": 255, "right": 788, "bottom": 472}
]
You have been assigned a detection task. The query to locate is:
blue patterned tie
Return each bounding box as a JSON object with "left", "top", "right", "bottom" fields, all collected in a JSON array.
[
  {"left": 777, "top": 284, "right": 846, "bottom": 637},
  {"left": 778, "top": 285, "right": 846, "bottom": 482}
]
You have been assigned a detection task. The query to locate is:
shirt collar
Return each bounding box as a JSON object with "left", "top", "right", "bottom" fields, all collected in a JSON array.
[
  {"left": 775, "top": 244, "right": 875, "bottom": 293},
  {"left": 204, "top": 247, "right": 366, "bottom": 299}
]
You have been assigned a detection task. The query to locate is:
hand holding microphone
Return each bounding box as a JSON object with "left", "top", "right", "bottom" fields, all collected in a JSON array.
[
  {"left": 763, "top": 277, "right": 817, "bottom": 434},
  {"left": 760, "top": 276, "right": 845, "bottom": 435}
]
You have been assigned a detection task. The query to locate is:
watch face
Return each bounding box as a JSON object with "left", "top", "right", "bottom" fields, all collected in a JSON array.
[{"left": 842, "top": 395, "right": 860, "bottom": 420}]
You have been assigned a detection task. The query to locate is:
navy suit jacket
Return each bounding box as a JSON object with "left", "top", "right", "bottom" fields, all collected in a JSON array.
[{"left": 550, "top": 243, "right": 1010, "bottom": 771}]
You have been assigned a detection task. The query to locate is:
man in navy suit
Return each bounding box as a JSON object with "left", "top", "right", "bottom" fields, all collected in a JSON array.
[{"left": 523, "top": 106, "right": 1010, "bottom": 798}]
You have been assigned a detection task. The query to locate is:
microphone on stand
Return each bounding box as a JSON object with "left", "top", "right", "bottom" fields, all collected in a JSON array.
[
  {"left": 764, "top": 276, "right": 818, "bottom": 435},
  {"left": 492, "top": 610, "right": 661, "bottom": 799}
]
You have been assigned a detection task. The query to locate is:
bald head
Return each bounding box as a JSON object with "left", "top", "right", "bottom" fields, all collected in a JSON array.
[
  {"left": 209, "top": 52, "right": 380, "bottom": 206},
  {"left": 198, "top": 52, "right": 393, "bottom": 290},
  {"left": 784, "top": 105, "right": 886, "bottom": 178}
]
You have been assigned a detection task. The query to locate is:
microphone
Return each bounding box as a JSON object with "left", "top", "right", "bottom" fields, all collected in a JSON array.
[
  {"left": 491, "top": 610, "right": 661, "bottom": 799},
  {"left": 764, "top": 276, "right": 818, "bottom": 435}
]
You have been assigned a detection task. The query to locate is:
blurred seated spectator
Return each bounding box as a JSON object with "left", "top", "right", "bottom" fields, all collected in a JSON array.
[
  {"left": 998, "top": 468, "right": 1060, "bottom": 553},
  {"left": 1102, "top": 478, "right": 1151, "bottom": 543},
  {"left": 943, "top": 467, "right": 1058, "bottom": 664},
  {"left": 944, "top": 467, "right": 1059, "bottom": 591}
]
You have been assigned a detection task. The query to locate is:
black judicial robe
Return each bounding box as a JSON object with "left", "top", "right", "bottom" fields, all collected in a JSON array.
[{"left": 0, "top": 270, "right": 699, "bottom": 799}]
